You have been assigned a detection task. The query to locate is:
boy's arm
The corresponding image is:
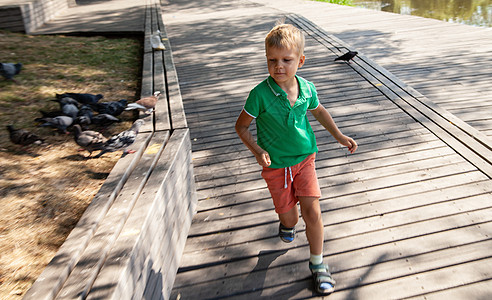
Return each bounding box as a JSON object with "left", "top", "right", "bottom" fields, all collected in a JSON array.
[
  {"left": 310, "top": 104, "right": 358, "bottom": 154},
  {"left": 235, "top": 110, "right": 272, "bottom": 167}
]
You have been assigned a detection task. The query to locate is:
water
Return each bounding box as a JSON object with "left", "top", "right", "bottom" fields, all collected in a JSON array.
[{"left": 351, "top": 0, "right": 492, "bottom": 27}]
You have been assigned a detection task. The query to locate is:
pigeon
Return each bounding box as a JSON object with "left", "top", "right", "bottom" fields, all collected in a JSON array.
[
  {"left": 90, "top": 99, "right": 127, "bottom": 116},
  {"left": 91, "top": 114, "right": 121, "bottom": 127},
  {"left": 72, "top": 124, "right": 107, "bottom": 156},
  {"left": 0, "top": 63, "right": 22, "bottom": 83},
  {"left": 39, "top": 109, "right": 64, "bottom": 118},
  {"left": 36, "top": 116, "right": 73, "bottom": 133},
  {"left": 52, "top": 97, "right": 79, "bottom": 118},
  {"left": 57, "top": 93, "right": 103, "bottom": 105},
  {"left": 78, "top": 105, "right": 94, "bottom": 118},
  {"left": 76, "top": 105, "right": 94, "bottom": 126},
  {"left": 7, "top": 125, "right": 44, "bottom": 146},
  {"left": 62, "top": 103, "right": 79, "bottom": 118},
  {"left": 75, "top": 116, "right": 91, "bottom": 128},
  {"left": 94, "top": 119, "right": 144, "bottom": 158},
  {"left": 53, "top": 96, "right": 79, "bottom": 107},
  {"left": 125, "top": 91, "right": 161, "bottom": 114},
  {"left": 334, "top": 51, "right": 358, "bottom": 63}
]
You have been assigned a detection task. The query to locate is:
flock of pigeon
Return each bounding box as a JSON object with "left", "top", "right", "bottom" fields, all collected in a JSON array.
[{"left": 5, "top": 80, "right": 161, "bottom": 158}]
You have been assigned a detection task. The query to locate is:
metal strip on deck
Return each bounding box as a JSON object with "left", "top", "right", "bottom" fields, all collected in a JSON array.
[{"left": 163, "top": 0, "right": 492, "bottom": 299}]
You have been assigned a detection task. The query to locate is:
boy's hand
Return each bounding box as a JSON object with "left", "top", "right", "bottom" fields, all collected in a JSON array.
[
  {"left": 339, "top": 135, "right": 358, "bottom": 154},
  {"left": 255, "top": 150, "right": 271, "bottom": 167}
]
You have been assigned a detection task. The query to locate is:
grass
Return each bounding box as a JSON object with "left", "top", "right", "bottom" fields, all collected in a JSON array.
[{"left": 0, "top": 30, "right": 141, "bottom": 299}]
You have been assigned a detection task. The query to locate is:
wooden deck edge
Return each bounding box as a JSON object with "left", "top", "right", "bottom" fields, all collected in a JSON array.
[
  {"left": 0, "top": 0, "right": 70, "bottom": 33},
  {"left": 24, "top": 0, "right": 196, "bottom": 299},
  {"left": 53, "top": 131, "right": 170, "bottom": 299},
  {"left": 86, "top": 129, "right": 196, "bottom": 300},
  {"left": 23, "top": 132, "right": 154, "bottom": 300},
  {"left": 158, "top": 6, "right": 188, "bottom": 130},
  {"left": 0, "top": 6, "right": 24, "bottom": 32},
  {"left": 140, "top": 0, "right": 189, "bottom": 133},
  {"left": 287, "top": 13, "right": 492, "bottom": 179}
]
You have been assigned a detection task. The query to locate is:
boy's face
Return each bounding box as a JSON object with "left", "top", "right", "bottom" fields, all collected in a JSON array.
[{"left": 266, "top": 46, "right": 305, "bottom": 87}]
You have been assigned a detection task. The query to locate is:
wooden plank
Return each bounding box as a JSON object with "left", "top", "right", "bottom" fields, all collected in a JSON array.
[
  {"left": 87, "top": 129, "right": 194, "bottom": 300},
  {"left": 189, "top": 175, "right": 490, "bottom": 262},
  {"left": 194, "top": 145, "right": 458, "bottom": 193},
  {"left": 56, "top": 131, "right": 161, "bottom": 299},
  {"left": 188, "top": 173, "right": 489, "bottom": 239},
  {"left": 138, "top": 2, "right": 155, "bottom": 135},
  {"left": 142, "top": 1, "right": 152, "bottom": 56},
  {"left": 164, "top": 3, "right": 492, "bottom": 299},
  {"left": 328, "top": 244, "right": 492, "bottom": 300},
  {"left": 140, "top": 52, "right": 153, "bottom": 98},
  {"left": 172, "top": 219, "right": 492, "bottom": 299},
  {"left": 138, "top": 130, "right": 193, "bottom": 298},
  {"left": 157, "top": 6, "right": 188, "bottom": 130},
  {"left": 288, "top": 13, "right": 492, "bottom": 152},
  {"left": 282, "top": 1, "right": 492, "bottom": 140},
  {"left": 176, "top": 204, "right": 492, "bottom": 279},
  {"left": 179, "top": 219, "right": 492, "bottom": 289},
  {"left": 191, "top": 135, "right": 451, "bottom": 200},
  {"left": 152, "top": 48, "right": 171, "bottom": 132},
  {"left": 193, "top": 140, "right": 457, "bottom": 191},
  {"left": 23, "top": 132, "right": 153, "bottom": 300},
  {"left": 183, "top": 182, "right": 492, "bottom": 253},
  {"left": 407, "top": 278, "right": 492, "bottom": 300},
  {"left": 83, "top": 130, "right": 171, "bottom": 299},
  {"left": 189, "top": 115, "right": 423, "bottom": 154}
]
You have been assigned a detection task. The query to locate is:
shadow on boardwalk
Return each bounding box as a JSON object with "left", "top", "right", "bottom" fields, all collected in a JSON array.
[
  {"left": 162, "top": 0, "right": 492, "bottom": 299},
  {"left": 249, "top": 0, "right": 492, "bottom": 139}
]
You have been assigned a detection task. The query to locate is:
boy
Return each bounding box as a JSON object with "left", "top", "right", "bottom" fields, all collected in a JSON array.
[{"left": 235, "top": 22, "right": 357, "bottom": 295}]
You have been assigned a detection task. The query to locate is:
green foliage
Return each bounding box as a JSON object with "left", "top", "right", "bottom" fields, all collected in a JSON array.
[
  {"left": 313, "top": 0, "right": 353, "bottom": 5},
  {"left": 336, "top": 0, "right": 491, "bottom": 27}
]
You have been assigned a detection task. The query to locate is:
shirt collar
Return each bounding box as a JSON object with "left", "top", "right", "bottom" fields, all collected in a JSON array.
[{"left": 266, "top": 75, "right": 312, "bottom": 100}]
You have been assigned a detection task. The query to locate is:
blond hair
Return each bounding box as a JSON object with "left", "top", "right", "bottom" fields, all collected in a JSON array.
[{"left": 265, "top": 23, "right": 305, "bottom": 56}]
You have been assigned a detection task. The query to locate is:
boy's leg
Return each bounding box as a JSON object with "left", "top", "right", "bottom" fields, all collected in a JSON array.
[
  {"left": 299, "top": 196, "right": 335, "bottom": 295},
  {"left": 278, "top": 205, "right": 299, "bottom": 243},
  {"left": 298, "top": 196, "right": 323, "bottom": 255},
  {"left": 278, "top": 204, "right": 299, "bottom": 228}
]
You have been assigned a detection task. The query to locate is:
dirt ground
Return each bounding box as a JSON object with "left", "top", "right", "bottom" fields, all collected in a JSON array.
[{"left": 0, "top": 31, "right": 141, "bottom": 299}]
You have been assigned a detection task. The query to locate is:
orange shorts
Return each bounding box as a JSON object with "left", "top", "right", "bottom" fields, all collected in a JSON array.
[{"left": 261, "top": 153, "right": 321, "bottom": 214}]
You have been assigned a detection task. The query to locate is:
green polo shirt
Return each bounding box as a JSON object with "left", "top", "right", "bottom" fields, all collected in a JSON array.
[{"left": 243, "top": 75, "right": 319, "bottom": 168}]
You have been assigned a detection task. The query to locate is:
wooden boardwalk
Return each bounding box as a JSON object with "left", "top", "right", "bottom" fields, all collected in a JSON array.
[
  {"left": 12, "top": 0, "right": 491, "bottom": 298},
  {"left": 250, "top": 0, "right": 492, "bottom": 139},
  {"left": 162, "top": 0, "right": 492, "bottom": 299}
]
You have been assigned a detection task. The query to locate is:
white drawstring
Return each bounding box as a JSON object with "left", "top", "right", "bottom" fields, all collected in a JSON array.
[{"left": 284, "top": 167, "right": 293, "bottom": 188}]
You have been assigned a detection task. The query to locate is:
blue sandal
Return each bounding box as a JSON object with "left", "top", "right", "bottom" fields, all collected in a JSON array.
[
  {"left": 278, "top": 223, "right": 296, "bottom": 243},
  {"left": 309, "top": 262, "right": 336, "bottom": 295}
]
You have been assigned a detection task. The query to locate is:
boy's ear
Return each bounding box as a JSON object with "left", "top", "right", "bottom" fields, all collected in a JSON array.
[{"left": 298, "top": 55, "right": 306, "bottom": 67}]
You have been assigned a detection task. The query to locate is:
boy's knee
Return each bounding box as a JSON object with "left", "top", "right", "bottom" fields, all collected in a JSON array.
[
  {"left": 280, "top": 214, "right": 299, "bottom": 228},
  {"left": 299, "top": 198, "right": 322, "bottom": 225},
  {"left": 279, "top": 207, "right": 299, "bottom": 228},
  {"left": 303, "top": 208, "right": 321, "bottom": 225}
]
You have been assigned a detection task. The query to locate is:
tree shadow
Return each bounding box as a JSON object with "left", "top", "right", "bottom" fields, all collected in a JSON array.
[
  {"left": 241, "top": 249, "right": 293, "bottom": 299},
  {"left": 62, "top": 153, "right": 91, "bottom": 161},
  {"left": 85, "top": 170, "right": 110, "bottom": 179},
  {"left": 75, "top": 0, "right": 113, "bottom": 5}
]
